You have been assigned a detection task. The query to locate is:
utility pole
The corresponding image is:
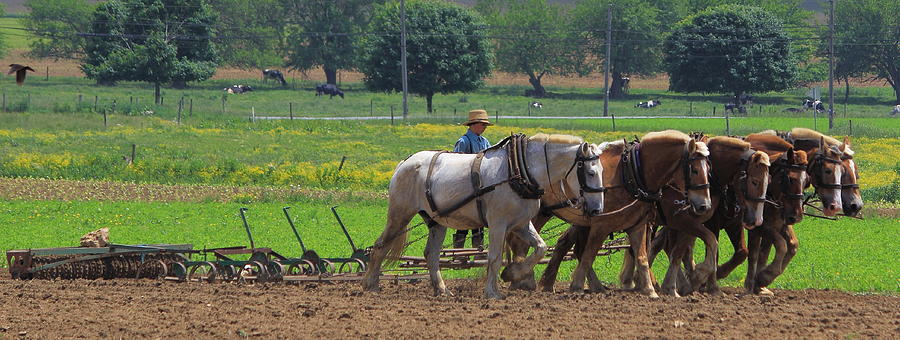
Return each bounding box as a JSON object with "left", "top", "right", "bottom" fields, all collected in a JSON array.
[
  {"left": 602, "top": 4, "right": 612, "bottom": 117},
  {"left": 400, "top": 0, "right": 409, "bottom": 119},
  {"left": 828, "top": 0, "right": 835, "bottom": 129}
]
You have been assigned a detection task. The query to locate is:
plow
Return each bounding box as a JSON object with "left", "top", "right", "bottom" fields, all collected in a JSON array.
[{"left": 6, "top": 207, "right": 629, "bottom": 283}]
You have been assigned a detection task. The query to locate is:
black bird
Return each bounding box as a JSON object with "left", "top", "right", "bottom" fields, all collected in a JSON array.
[{"left": 8, "top": 64, "right": 35, "bottom": 86}]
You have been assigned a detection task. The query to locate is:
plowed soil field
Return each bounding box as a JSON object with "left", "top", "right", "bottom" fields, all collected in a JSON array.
[{"left": 1, "top": 269, "right": 897, "bottom": 339}]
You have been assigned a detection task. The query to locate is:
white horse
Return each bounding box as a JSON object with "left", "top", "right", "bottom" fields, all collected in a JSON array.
[{"left": 362, "top": 134, "right": 605, "bottom": 299}]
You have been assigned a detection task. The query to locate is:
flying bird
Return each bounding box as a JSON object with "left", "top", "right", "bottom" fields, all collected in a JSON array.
[{"left": 8, "top": 64, "right": 35, "bottom": 86}]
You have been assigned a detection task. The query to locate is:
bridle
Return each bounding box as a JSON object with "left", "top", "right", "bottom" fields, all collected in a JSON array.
[
  {"left": 542, "top": 142, "right": 605, "bottom": 214},
  {"left": 769, "top": 155, "right": 807, "bottom": 205},
  {"left": 807, "top": 148, "right": 843, "bottom": 190},
  {"left": 735, "top": 149, "right": 768, "bottom": 204},
  {"left": 839, "top": 153, "right": 860, "bottom": 190}
]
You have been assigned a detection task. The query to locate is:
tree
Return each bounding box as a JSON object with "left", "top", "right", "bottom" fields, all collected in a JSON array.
[
  {"left": 573, "top": 0, "right": 664, "bottom": 98},
  {"left": 281, "top": 0, "right": 382, "bottom": 85},
  {"left": 21, "top": 0, "right": 95, "bottom": 59},
  {"left": 664, "top": 5, "right": 798, "bottom": 106},
  {"left": 81, "top": 0, "right": 219, "bottom": 93},
  {"left": 834, "top": 0, "right": 900, "bottom": 104},
  {"left": 208, "top": 0, "right": 285, "bottom": 70},
  {"left": 360, "top": 0, "right": 492, "bottom": 113},
  {"left": 475, "top": 0, "right": 586, "bottom": 97}
]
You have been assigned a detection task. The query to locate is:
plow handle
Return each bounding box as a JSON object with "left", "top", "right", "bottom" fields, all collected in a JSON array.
[
  {"left": 282, "top": 207, "right": 308, "bottom": 255},
  {"left": 330, "top": 206, "right": 358, "bottom": 252},
  {"left": 239, "top": 208, "right": 256, "bottom": 249}
]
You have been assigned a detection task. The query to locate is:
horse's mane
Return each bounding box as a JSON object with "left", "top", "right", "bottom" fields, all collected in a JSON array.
[
  {"left": 745, "top": 134, "right": 793, "bottom": 152},
  {"left": 529, "top": 133, "right": 583, "bottom": 145},
  {"left": 708, "top": 136, "right": 750, "bottom": 151},
  {"left": 642, "top": 130, "right": 709, "bottom": 156},
  {"left": 642, "top": 130, "right": 689, "bottom": 144},
  {"left": 790, "top": 128, "right": 840, "bottom": 146}
]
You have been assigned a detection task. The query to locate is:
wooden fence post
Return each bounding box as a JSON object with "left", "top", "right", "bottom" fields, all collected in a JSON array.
[
  {"left": 189, "top": 98, "right": 193, "bottom": 117},
  {"left": 176, "top": 98, "right": 183, "bottom": 125},
  {"left": 94, "top": 95, "right": 98, "bottom": 112},
  {"left": 612, "top": 113, "right": 616, "bottom": 131},
  {"left": 45, "top": 66, "right": 49, "bottom": 81},
  {"left": 725, "top": 111, "right": 730, "bottom": 135},
  {"left": 390, "top": 106, "right": 395, "bottom": 125},
  {"left": 289, "top": 102, "right": 293, "bottom": 120}
]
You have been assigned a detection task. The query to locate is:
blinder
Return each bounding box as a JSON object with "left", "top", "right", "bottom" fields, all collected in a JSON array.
[
  {"left": 808, "top": 150, "right": 843, "bottom": 190},
  {"left": 737, "top": 149, "right": 767, "bottom": 203}
]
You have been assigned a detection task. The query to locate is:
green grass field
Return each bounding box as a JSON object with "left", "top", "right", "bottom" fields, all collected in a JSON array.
[
  {"left": 0, "top": 76, "right": 898, "bottom": 122},
  {"left": 0, "top": 17, "right": 31, "bottom": 51},
  {"left": 1, "top": 198, "right": 896, "bottom": 292}
]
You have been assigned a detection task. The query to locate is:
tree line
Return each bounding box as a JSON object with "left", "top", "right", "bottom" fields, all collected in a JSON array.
[{"left": 13, "top": 0, "right": 900, "bottom": 107}]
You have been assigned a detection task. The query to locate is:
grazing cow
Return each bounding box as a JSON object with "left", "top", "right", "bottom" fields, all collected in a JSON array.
[
  {"left": 635, "top": 99, "right": 661, "bottom": 108},
  {"left": 224, "top": 84, "right": 253, "bottom": 94},
  {"left": 891, "top": 105, "right": 900, "bottom": 116},
  {"left": 262, "top": 69, "right": 287, "bottom": 86},
  {"left": 315, "top": 83, "right": 344, "bottom": 98},
  {"left": 740, "top": 94, "right": 753, "bottom": 106},
  {"left": 620, "top": 77, "right": 630, "bottom": 95},
  {"left": 530, "top": 101, "right": 543, "bottom": 109},
  {"left": 802, "top": 99, "right": 824, "bottom": 113}
]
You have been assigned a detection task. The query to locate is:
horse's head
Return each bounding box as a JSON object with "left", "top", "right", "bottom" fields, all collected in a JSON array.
[
  {"left": 773, "top": 148, "right": 808, "bottom": 225},
  {"left": 683, "top": 139, "right": 712, "bottom": 214},
  {"left": 737, "top": 150, "right": 770, "bottom": 229},
  {"left": 574, "top": 143, "right": 605, "bottom": 216},
  {"left": 532, "top": 134, "right": 604, "bottom": 217},
  {"left": 808, "top": 136, "right": 843, "bottom": 216},
  {"left": 839, "top": 137, "right": 863, "bottom": 217}
]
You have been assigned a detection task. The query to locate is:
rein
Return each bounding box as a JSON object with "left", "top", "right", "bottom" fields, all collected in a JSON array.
[
  {"left": 621, "top": 141, "right": 663, "bottom": 202},
  {"left": 541, "top": 142, "right": 606, "bottom": 215}
]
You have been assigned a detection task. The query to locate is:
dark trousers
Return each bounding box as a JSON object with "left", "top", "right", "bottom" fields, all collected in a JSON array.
[{"left": 452, "top": 228, "right": 484, "bottom": 249}]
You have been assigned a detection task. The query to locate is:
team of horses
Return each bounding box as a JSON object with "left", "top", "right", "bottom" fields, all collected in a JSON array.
[{"left": 363, "top": 128, "right": 861, "bottom": 299}]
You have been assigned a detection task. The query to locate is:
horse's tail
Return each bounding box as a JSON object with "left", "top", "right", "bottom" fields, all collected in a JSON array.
[{"left": 379, "top": 219, "right": 409, "bottom": 266}]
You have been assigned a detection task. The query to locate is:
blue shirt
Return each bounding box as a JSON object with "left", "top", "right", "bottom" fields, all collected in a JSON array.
[{"left": 454, "top": 130, "right": 491, "bottom": 154}]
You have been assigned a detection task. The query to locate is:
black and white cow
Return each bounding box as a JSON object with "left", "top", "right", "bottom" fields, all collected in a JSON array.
[
  {"left": 635, "top": 100, "right": 661, "bottom": 108},
  {"left": 890, "top": 105, "right": 900, "bottom": 116},
  {"left": 224, "top": 85, "right": 253, "bottom": 94},
  {"left": 262, "top": 69, "right": 287, "bottom": 86},
  {"left": 315, "top": 84, "right": 344, "bottom": 98},
  {"left": 530, "top": 101, "right": 543, "bottom": 109},
  {"left": 802, "top": 99, "right": 825, "bottom": 113}
]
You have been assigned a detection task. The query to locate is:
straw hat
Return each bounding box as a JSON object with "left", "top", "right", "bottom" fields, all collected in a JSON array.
[{"left": 464, "top": 109, "right": 492, "bottom": 126}]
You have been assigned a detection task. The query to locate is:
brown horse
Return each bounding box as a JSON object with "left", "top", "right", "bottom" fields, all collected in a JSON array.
[
  {"left": 507, "top": 130, "right": 711, "bottom": 297},
  {"left": 738, "top": 133, "right": 810, "bottom": 295},
  {"left": 836, "top": 137, "right": 863, "bottom": 217},
  {"left": 642, "top": 136, "right": 771, "bottom": 296},
  {"left": 763, "top": 128, "right": 844, "bottom": 216}
]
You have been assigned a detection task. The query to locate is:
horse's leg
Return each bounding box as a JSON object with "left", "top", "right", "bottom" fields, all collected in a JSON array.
[
  {"left": 424, "top": 224, "right": 451, "bottom": 296},
  {"left": 660, "top": 232, "right": 686, "bottom": 296},
  {"left": 619, "top": 247, "right": 636, "bottom": 290},
  {"left": 756, "top": 226, "right": 788, "bottom": 290},
  {"left": 743, "top": 229, "right": 762, "bottom": 294},
  {"left": 539, "top": 225, "right": 580, "bottom": 292},
  {"left": 717, "top": 222, "right": 748, "bottom": 279},
  {"left": 753, "top": 235, "right": 775, "bottom": 295},
  {"left": 627, "top": 223, "right": 659, "bottom": 298},
  {"left": 569, "top": 226, "right": 606, "bottom": 293},
  {"left": 484, "top": 226, "right": 508, "bottom": 299},
  {"left": 505, "top": 222, "right": 546, "bottom": 291},
  {"left": 690, "top": 225, "right": 722, "bottom": 296},
  {"left": 362, "top": 204, "right": 416, "bottom": 292},
  {"left": 504, "top": 213, "right": 552, "bottom": 289},
  {"left": 780, "top": 225, "right": 800, "bottom": 273}
]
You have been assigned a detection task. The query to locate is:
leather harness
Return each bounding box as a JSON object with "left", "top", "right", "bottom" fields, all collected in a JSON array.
[{"left": 423, "top": 134, "right": 599, "bottom": 227}]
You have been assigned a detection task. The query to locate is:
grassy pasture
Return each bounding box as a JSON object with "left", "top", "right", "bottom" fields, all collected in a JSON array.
[
  {"left": 0, "top": 76, "right": 898, "bottom": 122},
  {"left": 1, "top": 198, "right": 896, "bottom": 292},
  {"left": 0, "top": 17, "right": 30, "bottom": 51}
]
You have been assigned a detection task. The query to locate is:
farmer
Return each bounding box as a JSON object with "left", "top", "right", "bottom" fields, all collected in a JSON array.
[{"left": 451, "top": 109, "right": 492, "bottom": 249}]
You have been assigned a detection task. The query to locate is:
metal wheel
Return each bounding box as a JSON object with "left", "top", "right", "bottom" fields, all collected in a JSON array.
[
  {"left": 170, "top": 262, "right": 188, "bottom": 282},
  {"left": 188, "top": 261, "right": 218, "bottom": 283},
  {"left": 136, "top": 260, "right": 168, "bottom": 279}
]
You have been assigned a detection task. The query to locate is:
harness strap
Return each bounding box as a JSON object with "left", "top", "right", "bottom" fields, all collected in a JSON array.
[
  {"left": 471, "top": 152, "right": 489, "bottom": 226},
  {"left": 424, "top": 150, "right": 506, "bottom": 218},
  {"left": 424, "top": 151, "right": 447, "bottom": 214}
]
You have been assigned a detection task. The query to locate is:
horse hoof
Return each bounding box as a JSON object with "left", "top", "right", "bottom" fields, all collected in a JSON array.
[
  {"left": 758, "top": 287, "right": 774, "bottom": 296},
  {"left": 706, "top": 288, "right": 725, "bottom": 297},
  {"left": 661, "top": 288, "right": 680, "bottom": 297}
]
